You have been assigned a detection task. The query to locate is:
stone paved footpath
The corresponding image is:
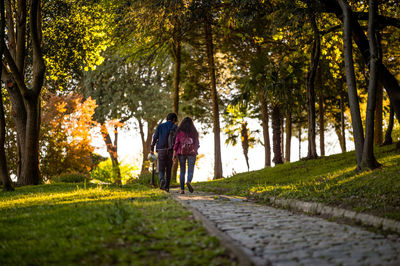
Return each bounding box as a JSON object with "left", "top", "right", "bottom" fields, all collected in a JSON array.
[{"left": 172, "top": 191, "right": 400, "bottom": 266}]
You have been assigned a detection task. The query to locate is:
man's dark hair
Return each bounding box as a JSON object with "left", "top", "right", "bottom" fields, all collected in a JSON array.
[{"left": 166, "top": 113, "right": 178, "bottom": 122}]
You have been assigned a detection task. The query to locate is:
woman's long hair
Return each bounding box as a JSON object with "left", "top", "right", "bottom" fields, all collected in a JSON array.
[{"left": 177, "top": 117, "right": 198, "bottom": 139}]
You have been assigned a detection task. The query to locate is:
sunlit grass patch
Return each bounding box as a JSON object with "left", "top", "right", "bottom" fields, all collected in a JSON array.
[
  {"left": 0, "top": 183, "right": 232, "bottom": 265},
  {"left": 197, "top": 144, "right": 400, "bottom": 220}
]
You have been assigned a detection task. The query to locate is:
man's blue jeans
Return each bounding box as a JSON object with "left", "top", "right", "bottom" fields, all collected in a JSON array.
[{"left": 178, "top": 155, "right": 196, "bottom": 190}]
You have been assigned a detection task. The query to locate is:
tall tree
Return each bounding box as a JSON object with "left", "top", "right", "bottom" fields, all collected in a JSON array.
[
  {"left": 3, "top": 0, "right": 46, "bottom": 185},
  {"left": 259, "top": 90, "right": 271, "bottom": 167},
  {"left": 272, "top": 104, "right": 283, "bottom": 165},
  {"left": 203, "top": 6, "right": 223, "bottom": 179},
  {"left": 223, "top": 103, "right": 258, "bottom": 171},
  {"left": 360, "top": 0, "right": 381, "bottom": 170},
  {"left": 285, "top": 112, "right": 292, "bottom": 162},
  {"left": 306, "top": 3, "right": 321, "bottom": 159},
  {"left": 0, "top": 0, "right": 13, "bottom": 191},
  {"left": 338, "top": 0, "right": 364, "bottom": 167}
]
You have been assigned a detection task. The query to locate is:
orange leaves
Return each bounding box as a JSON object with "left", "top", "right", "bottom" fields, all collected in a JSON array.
[{"left": 40, "top": 91, "right": 98, "bottom": 178}]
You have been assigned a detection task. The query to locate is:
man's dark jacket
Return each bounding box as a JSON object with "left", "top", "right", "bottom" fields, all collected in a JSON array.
[{"left": 151, "top": 121, "right": 177, "bottom": 152}]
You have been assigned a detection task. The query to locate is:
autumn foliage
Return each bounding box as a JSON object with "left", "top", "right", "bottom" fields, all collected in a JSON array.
[{"left": 40, "top": 91, "right": 97, "bottom": 180}]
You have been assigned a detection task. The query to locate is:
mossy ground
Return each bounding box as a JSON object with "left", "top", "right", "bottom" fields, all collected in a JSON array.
[
  {"left": 195, "top": 144, "right": 400, "bottom": 221},
  {"left": 0, "top": 183, "right": 233, "bottom": 265}
]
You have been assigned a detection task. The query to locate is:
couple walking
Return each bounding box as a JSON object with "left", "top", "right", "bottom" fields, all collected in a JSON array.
[{"left": 150, "top": 113, "right": 199, "bottom": 194}]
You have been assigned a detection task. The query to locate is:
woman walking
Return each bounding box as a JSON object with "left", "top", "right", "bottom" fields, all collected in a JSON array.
[{"left": 173, "top": 117, "right": 200, "bottom": 194}]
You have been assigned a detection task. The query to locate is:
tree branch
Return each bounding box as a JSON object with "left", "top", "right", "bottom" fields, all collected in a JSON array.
[
  {"left": 2, "top": 45, "right": 29, "bottom": 97},
  {"left": 353, "top": 12, "right": 400, "bottom": 29},
  {"left": 30, "top": 0, "right": 45, "bottom": 96},
  {"left": 5, "top": 0, "right": 16, "bottom": 59},
  {"left": 16, "top": 0, "right": 26, "bottom": 73}
]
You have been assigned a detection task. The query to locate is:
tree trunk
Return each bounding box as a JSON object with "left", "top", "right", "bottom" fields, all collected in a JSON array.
[
  {"left": 204, "top": 13, "right": 223, "bottom": 179},
  {"left": 338, "top": 0, "right": 364, "bottom": 167},
  {"left": 360, "top": 0, "right": 380, "bottom": 170},
  {"left": 374, "top": 31, "right": 383, "bottom": 145},
  {"left": 318, "top": 70, "right": 325, "bottom": 156},
  {"left": 306, "top": 8, "right": 320, "bottom": 160},
  {"left": 298, "top": 124, "right": 302, "bottom": 160},
  {"left": 0, "top": 96, "right": 12, "bottom": 191},
  {"left": 285, "top": 112, "right": 292, "bottom": 162},
  {"left": 382, "top": 104, "right": 394, "bottom": 145},
  {"left": 138, "top": 119, "right": 157, "bottom": 175},
  {"left": 100, "top": 123, "right": 121, "bottom": 185},
  {"left": 6, "top": 83, "right": 26, "bottom": 180},
  {"left": 0, "top": 0, "right": 13, "bottom": 191},
  {"left": 18, "top": 98, "right": 41, "bottom": 185},
  {"left": 241, "top": 123, "right": 250, "bottom": 171},
  {"left": 171, "top": 36, "right": 181, "bottom": 182},
  {"left": 281, "top": 116, "right": 284, "bottom": 160},
  {"left": 272, "top": 105, "right": 283, "bottom": 165},
  {"left": 3, "top": 0, "right": 45, "bottom": 186},
  {"left": 340, "top": 92, "right": 347, "bottom": 152},
  {"left": 259, "top": 90, "right": 271, "bottom": 167},
  {"left": 374, "top": 83, "right": 383, "bottom": 144}
]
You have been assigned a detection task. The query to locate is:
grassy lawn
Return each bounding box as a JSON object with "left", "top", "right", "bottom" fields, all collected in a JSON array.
[
  {"left": 0, "top": 183, "right": 233, "bottom": 265},
  {"left": 195, "top": 144, "right": 400, "bottom": 221}
]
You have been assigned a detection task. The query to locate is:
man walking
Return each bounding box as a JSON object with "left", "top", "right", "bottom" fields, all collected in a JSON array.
[{"left": 150, "top": 113, "right": 178, "bottom": 192}]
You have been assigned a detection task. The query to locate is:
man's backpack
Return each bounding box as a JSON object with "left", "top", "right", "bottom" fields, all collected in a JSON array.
[
  {"left": 181, "top": 135, "right": 196, "bottom": 155},
  {"left": 167, "top": 126, "right": 177, "bottom": 150}
]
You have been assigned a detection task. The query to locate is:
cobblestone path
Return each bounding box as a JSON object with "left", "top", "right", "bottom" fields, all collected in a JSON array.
[{"left": 174, "top": 191, "right": 400, "bottom": 266}]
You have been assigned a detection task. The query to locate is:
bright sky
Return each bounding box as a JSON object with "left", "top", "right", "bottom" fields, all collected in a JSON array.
[{"left": 93, "top": 118, "right": 355, "bottom": 182}]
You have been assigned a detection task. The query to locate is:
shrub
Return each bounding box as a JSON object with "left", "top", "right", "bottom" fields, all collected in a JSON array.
[
  {"left": 90, "top": 159, "right": 138, "bottom": 184},
  {"left": 52, "top": 172, "right": 87, "bottom": 183}
]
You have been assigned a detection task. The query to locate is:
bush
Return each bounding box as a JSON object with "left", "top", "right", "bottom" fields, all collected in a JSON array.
[
  {"left": 90, "top": 159, "right": 138, "bottom": 184},
  {"left": 52, "top": 172, "right": 87, "bottom": 183}
]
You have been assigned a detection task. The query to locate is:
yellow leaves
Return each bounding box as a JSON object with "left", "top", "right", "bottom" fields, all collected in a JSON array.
[
  {"left": 107, "top": 119, "right": 125, "bottom": 129},
  {"left": 253, "top": 36, "right": 264, "bottom": 44}
]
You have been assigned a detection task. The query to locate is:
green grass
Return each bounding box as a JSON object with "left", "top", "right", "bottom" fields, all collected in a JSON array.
[
  {"left": 0, "top": 183, "right": 233, "bottom": 265},
  {"left": 195, "top": 144, "right": 400, "bottom": 221}
]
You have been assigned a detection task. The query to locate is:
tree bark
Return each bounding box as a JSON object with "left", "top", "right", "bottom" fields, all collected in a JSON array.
[
  {"left": 0, "top": 0, "right": 13, "bottom": 191},
  {"left": 138, "top": 118, "right": 157, "bottom": 175},
  {"left": 5, "top": 82, "right": 26, "bottom": 179},
  {"left": 298, "top": 124, "right": 302, "bottom": 160},
  {"left": 241, "top": 123, "right": 250, "bottom": 171},
  {"left": 272, "top": 105, "right": 283, "bottom": 165},
  {"left": 100, "top": 123, "right": 121, "bottom": 185},
  {"left": 360, "top": 0, "right": 380, "bottom": 170},
  {"left": 306, "top": 9, "right": 320, "bottom": 159},
  {"left": 374, "top": 32, "right": 383, "bottom": 145},
  {"left": 318, "top": 70, "right": 325, "bottom": 156},
  {"left": 338, "top": 0, "right": 364, "bottom": 167},
  {"left": 204, "top": 13, "right": 223, "bottom": 179},
  {"left": 18, "top": 98, "right": 41, "bottom": 185},
  {"left": 285, "top": 112, "right": 292, "bottom": 162},
  {"left": 171, "top": 36, "right": 181, "bottom": 182},
  {"left": 382, "top": 104, "right": 394, "bottom": 145},
  {"left": 281, "top": 116, "right": 284, "bottom": 160},
  {"left": 374, "top": 83, "right": 383, "bottom": 144},
  {"left": 340, "top": 92, "right": 347, "bottom": 152},
  {"left": 259, "top": 90, "right": 271, "bottom": 167}
]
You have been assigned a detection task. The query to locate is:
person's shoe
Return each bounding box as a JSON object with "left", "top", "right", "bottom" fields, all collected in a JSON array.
[
  {"left": 180, "top": 190, "right": 185, "bottom": 194},
  {"left": 159, "top": 179, "right": 166, "bottom": 189},
  {"left": 186, "top": 182, "right": 194, "bottom": 193}
]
